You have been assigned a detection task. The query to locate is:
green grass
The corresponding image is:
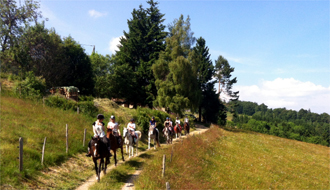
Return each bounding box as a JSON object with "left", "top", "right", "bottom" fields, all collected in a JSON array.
[
  {"left": 134, "top": 126, "right": 330, "bottom": 189},
  {"left": 0, "top": 95, "right": 95, "bottom": 188}
]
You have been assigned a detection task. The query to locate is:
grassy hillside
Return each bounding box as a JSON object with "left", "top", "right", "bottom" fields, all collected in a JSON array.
[
  {"left": 134, "top": 125, "right": 329, "bottom": 189},
  {"left": 0, "top": 96, "right": 95, "bottom": 187}
]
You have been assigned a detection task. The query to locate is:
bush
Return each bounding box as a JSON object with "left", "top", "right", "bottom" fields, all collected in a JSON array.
[{"left": 13, "top": 71, "right": 46, "bottom": 99}]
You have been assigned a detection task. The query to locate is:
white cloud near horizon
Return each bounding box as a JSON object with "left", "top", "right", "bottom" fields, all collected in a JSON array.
[
  {"left": 88, "top": 9, "right": 107, "bottom": 18},
  {"left": 233, "top": 78, "right": 330, "bottom": 114},
  {"left": 108, "top": 36, "right": 123, "bottom": 54}
]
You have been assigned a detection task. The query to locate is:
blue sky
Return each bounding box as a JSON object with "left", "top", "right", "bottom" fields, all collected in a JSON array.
[{"left": 39, "top": 0, "right": 329, "bottom": 114}]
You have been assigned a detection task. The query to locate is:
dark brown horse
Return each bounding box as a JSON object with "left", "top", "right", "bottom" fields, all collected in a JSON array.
[
  {"left": 174, "top": 123, "right": 182, "bottom": 139},
  {"left": 184, "top": 122, "right": 190, "bottom": 135},
  {"left": 106, "top": 128, "right": 124, "bottom": 166},
  {"left": 90, "top": 136, "right": 110, "bottom": 182}
]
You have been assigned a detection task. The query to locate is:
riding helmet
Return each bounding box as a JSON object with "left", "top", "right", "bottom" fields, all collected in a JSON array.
[
  {"left": 130, "top": 118, "right": 135, "bottom": 122},
  {"left": 97, "top": 114, "right": 105, "bottom": 120},
  {"left": 110, "top": 115, "right": 115, "bottom": 119}
]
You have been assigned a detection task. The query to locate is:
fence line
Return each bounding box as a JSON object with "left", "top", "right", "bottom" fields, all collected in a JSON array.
[
  {"left": 66, "top": 124, "right": 68, "bottom": 154},
  {"left": 162, "top": 154, "right": 166, "bottom": 177},
  {"left": 19, "top": 137, "right": 23, "bottom": 172}
]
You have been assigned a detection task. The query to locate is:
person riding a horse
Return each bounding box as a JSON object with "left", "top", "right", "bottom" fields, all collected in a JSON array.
[
  {"left": 185, "top": 116, "right": 189, "bottom": 127},
  {"left": 86, "top": 114, "right": 112, "bottom": 161},
  {"left": 127, "top": 118, "right": 137, "bottom": 144},
  {"left": 107, "top": 115, "right": 121, "bottom": 145},
  {"left": 149, "top": 116, "right": 157, "bottom": 134},
  {"left": 163, "top": 117, "right": 173, "bottom": 135},
  {"left": 175, "top": 117, "right": 182, "bottom": 130}
]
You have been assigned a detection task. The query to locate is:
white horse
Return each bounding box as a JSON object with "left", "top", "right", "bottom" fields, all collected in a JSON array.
[
  {"left": 123, "top": 128, "right": 142, "bottom": 158},
  {"left": 148, "top": 125, "right": 160, "bottom": 150},
  {"left": 163, "top": 126, "right": 173, "bottom": 144}
]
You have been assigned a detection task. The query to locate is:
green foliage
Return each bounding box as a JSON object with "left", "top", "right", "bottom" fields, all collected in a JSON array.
[
  {"left": 45, "top": 95, "right": 99, "bottom": 117},
  {"left": 13, "top": 71, "right": 46, "bottom": 99},
  {"left": 152, "top": 15, "right": 199, "bottom": 115},
  {"left": 113, "top": 0, "right": 167, "bottom": 106}
]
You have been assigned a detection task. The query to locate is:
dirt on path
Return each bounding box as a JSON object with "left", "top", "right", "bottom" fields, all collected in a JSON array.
[{"left": 120, "top": 124, "right": 209, "bottom": 190}]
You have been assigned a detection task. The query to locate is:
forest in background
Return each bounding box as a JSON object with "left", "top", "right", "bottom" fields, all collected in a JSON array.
[{"left": 227, "top": 100, "right": 329, "bottom": 146}]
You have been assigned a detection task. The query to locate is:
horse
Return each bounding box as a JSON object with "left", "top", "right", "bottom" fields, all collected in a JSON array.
[
  {"left": 148, "top": 125, "right": 160, "bottom": 150},
  {"left": 90, "top": 136, "right": 110, "bottom": 182},
  {"left": 184, "top": 122, "right": 190, "bottom": 135},
  {"left": 106, "top": 128, "right": 124, "bottom": 166},
  {"left": 163, "top": 126, "right": 173, "bottom": 144},
  {"left": 174, "top": 123, "right": 182, "bottom": 139},
  {"left": 123, "top": 128, "right": 142, "bottom": 158}
]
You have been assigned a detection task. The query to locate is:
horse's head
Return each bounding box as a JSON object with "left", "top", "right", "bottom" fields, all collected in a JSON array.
[
  {"left": 123, "top": 128, "right": 127, "bottom": 138},
  {"left": 91, "top": 136, "right": 101, "bottom": 158},
  {"left": 107, "top": 128, "right": 113, "bottom": 138}
]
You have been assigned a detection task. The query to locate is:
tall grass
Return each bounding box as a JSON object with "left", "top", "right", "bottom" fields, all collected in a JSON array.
[
  {"left": 0, "top": 96, "right": 94, "bottom": 187},
  {"left": 135, "top": 126, "right": 330, "bottom": 189}
]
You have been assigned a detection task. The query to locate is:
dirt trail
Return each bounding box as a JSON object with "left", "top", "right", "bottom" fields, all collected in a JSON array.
[{"left": 121, "top": 124, "right": 209, "bottom": 190}]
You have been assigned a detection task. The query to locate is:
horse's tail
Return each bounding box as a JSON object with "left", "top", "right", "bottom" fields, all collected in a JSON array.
[
  {"left": 156, "top": 130, "right": 161, "bottom": 147},
  {"left": 136, "top": 131, "right": 142, "bottom": 139}
]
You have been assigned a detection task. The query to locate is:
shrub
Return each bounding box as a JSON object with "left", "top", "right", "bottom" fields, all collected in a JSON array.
[{"left": 13, "top": 71, "right": 46, "bottom": 99}]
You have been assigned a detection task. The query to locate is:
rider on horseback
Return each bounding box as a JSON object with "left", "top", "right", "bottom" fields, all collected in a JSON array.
[
  {"left": 127, "top": 118, "right": 137, "bottom": 144},
  {"left": 107, "top": 115, "right": 121, "bottom": 145},
  {"left": 184, "top": 115, "right": 189, "bottom": 126},
  {"left": 163, "top": 117, "right": 172, "bottom": 135},
  {"left": 149, "top": 116, "right": 157, "bottom": 134},
  {"left": 86, "top": 114, "right": 112, "bottom": 161},
  {"left": 175, "top": 117, "right": 182, "bottom": 130}
]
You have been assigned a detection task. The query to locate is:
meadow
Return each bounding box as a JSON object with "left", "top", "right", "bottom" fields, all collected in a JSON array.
[{"left": 133, "top": 125, "right": 329, "bottom": 189}]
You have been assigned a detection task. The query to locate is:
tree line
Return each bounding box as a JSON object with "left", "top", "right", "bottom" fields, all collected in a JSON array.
[
  {"left": 228, "top": 100, "right": 330, "bottom": 146},
  {"left": 0, "top": 0, "right": 239, "bottom": 124}
]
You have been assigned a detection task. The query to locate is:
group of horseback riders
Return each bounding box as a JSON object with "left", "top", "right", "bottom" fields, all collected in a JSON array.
[{"left": 85, "top": 114, "right": 190, "bottom": 158}]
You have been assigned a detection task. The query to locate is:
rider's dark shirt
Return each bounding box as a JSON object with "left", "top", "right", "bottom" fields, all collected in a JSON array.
[{"left": 150, "top": 120, "right": 156, "bottom": 126}]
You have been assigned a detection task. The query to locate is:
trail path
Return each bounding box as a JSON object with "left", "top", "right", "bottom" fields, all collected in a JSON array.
[{"left": 76, "top": 124, "right": 209, "bottom": 190}]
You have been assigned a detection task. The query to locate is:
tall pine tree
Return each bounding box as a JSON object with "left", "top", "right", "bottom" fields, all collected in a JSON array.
[{"left": 114, "top": 0, "right": 167, "bottom": 107}]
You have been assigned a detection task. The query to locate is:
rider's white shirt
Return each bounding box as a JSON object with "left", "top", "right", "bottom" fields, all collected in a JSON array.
[
  {"left": 170, "top": 121, "right": 173, "bottom": 126},
  {"left": 108, "top": 121, "right": 119, "bottom": 133},
  {"left": 185, "top": 118, "right": 189, "bottom": 123},
  {"left": 127, "top": 123, "right": 136, "bottom": 131},
  {"left": 175, "top": 119, "right": 180, "bottom": 124},
  {"left": 93, "top": 122, "right": 105, "bottom": 137}
]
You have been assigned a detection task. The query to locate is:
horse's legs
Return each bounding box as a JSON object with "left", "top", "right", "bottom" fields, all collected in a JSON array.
[
  {"left": 98, "top": 158, "right": 102, "bottom": 182},
  {"left": 153, "top": 139, "right": 155, "bottom": 150},
  {"left": 126, "top": 144, "right": 128, "bottom": 154},
  {"left": 136, "top": 142, "right": 138, "bottom": 156},
  {"left": 94, "top": 159, "right": 99, "bottom": 181},
  {"left": 148, "top": 136, "right": 150, "bottom": 150},
  {"left": 121, "top": 146, "right": 125, "bottom": 161},
  {"left": 114, "top": 150, "right": 117, "bottom": 166}
]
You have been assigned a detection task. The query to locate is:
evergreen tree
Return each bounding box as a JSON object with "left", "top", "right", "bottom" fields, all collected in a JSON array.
[
  {"left": 214, "top": 55, "right": 239, "bottom": 124},
  {"left": 152, "top": 15, "right": 199, "bottom": 115},
  {"left": 191, "top": 37, "right": 214, "bottom": 122},
  {"left": 115, "top": 0, "right": 167, "bottom": 106}
]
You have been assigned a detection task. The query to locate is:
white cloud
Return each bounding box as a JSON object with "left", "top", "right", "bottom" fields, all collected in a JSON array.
[
  {"left": 88, "top": 10, "right": 107, "bottom": 18},
  {"left": 109, "top": 36, "right": 123, "bottom": 54},
  {"left": 233, "top": 78, "right": 330, "bottom": 114}
]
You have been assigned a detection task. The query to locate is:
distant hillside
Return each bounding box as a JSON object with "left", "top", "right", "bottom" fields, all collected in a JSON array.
[
  {"left": 228, "top": 100, "right": 329, "bottom": 146},
  {"left": 134, "top": 126, "right": 329, "bottom": 189}
]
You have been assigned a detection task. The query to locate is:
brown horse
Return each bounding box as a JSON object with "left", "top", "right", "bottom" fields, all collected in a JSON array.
[
  {"left": 184, "top": 122, "right": 190, "bottom": 135},
  {"left": 174, "top": 123, "right": 182, "bottom": 139},
  {"left": 106, "top": 128, "right": 124, "bottom": 166},
  {"left": 90, "top": 136, "right": 110, "bottom": 182}
]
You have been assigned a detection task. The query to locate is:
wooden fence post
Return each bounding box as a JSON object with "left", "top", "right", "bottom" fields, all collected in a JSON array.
[
  {"left": 162, "top": 154, "right": 166, "bottom": 177},
  {"left": 19, "top": 137, "right": 23, "bottom": 172},
  {"left": 41, "top": 137, "right": 47, "bottom": 165},
  {"left": 83, "top": 128, "right": 86, "bottom": 147},
  {"left": 77, "top": 107, "right": 79, "bottom": 114},
  {"left": 166, "top": 182, "right": 170, "bottom": 190},
  {"left": 66, "top": 124, "right": 68, "bottom": 154}
]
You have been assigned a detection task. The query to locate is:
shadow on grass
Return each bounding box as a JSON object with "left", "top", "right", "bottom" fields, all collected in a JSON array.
[
  {"left": 138, "top": 153, "right": 154, "bottom": 159},
  {"left": 220, "top": 126, "right": 256, "bottom": 134}
]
